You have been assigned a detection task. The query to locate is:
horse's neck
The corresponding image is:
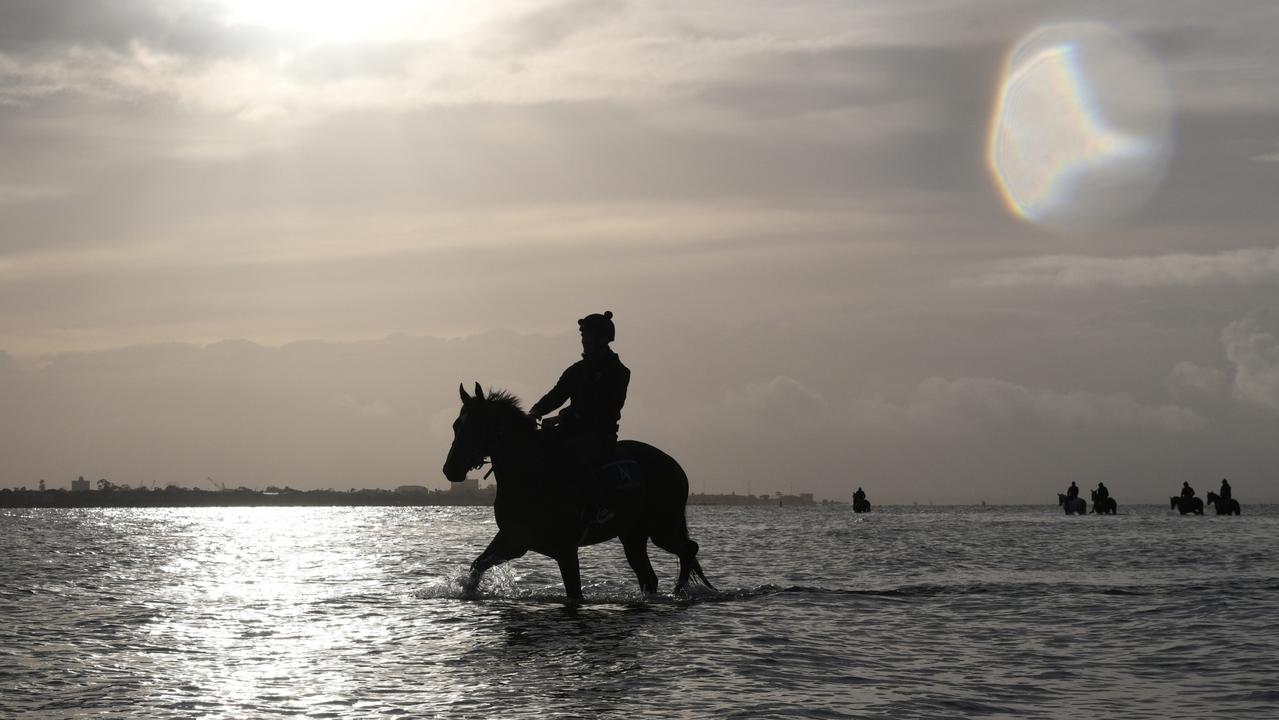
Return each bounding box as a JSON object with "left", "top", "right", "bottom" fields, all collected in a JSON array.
[{"left": 489, "top": 415, "right": 545, "bottom": 495}]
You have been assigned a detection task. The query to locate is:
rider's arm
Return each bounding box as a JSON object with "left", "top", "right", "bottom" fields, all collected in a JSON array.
[
  {"left": 530, "top": 365, "right": 576, "bottom": 418},
  {"left": 611, "top": 366, "right": 630, "bottom": 420}
]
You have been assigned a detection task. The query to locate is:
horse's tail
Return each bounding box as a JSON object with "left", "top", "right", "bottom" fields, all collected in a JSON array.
[
  {"left": 681, "top": 533, "right": 715, "bottom": 590},
  {"left": 669, "top": 475, "right": 714, "bottom": 590}
]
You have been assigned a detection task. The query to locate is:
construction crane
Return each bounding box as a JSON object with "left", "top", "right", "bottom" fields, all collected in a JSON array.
[{"left": 206, "top": 476, "right": 226, "bottom": 491}]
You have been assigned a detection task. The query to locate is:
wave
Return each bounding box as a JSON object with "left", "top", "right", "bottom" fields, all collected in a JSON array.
[{"left": 751, "top": 577, "right": 1279, "bottom": 600}]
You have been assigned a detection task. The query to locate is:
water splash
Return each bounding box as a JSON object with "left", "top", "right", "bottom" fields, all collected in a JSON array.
[
  {"left": 988, "top": 22, "right": 1173, "bottom": 233},
  {"left": 413, "top": 564, "right": 728, "bottom": 604}
]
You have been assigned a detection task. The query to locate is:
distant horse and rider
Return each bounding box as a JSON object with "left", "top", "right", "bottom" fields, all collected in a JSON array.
[
  {"left": 1205, "top": 492, "right": 1240, "bottom": 515},
  {"left": 1057, "top": 481, "right": 1116, "bottom": 515},
  {"left": 441, "top": 312, "right": 713, "bottom": 601},
  {"left": 1090, "top": 483, "right": 1117, "bottom": 515},
  {"left": 1170, "top": 480, "right": 1205, "bottom": 515},
  {"left": 1206, "top": 478, "right": 1241, "bottom": 515},
  {"left": 1055, "top": 478, "right": 1243, "bottom": 516},
  {"left": 1059, "top": 481, "right": 1087, "bottom": 515},
  {"left": 1058, "top": 493, "right": 1087, "bottom": 515}
]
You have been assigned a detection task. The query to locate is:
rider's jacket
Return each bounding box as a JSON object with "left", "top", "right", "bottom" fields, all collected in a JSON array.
[
  {"left": 531, "top": 350, "right": 630, "bottom": 439},
  {"left": 1182, "top": 485, "right": 1195, "bottom": 498}
]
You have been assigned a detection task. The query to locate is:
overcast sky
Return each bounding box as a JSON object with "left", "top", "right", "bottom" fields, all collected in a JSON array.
[{"left": 2, "top": 1, "right": 1277, "bottom": 502}]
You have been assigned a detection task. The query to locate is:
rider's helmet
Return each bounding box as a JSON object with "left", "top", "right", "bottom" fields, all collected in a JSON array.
[{"left": 578, "top": 311, "right": 615, "bottom": 342}]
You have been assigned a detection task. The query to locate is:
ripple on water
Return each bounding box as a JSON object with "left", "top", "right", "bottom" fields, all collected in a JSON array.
[{"left": 2, "top": 505, "right": 1278, "bottom": 718}]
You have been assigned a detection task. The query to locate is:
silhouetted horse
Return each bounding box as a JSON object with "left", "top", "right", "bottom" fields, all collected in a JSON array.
[
  {"left": 853, "top": 498, "right": 871, "bottom": 513},
  {"left": 1058, "top": 493, "right": 1087, "bottom": 515},
  {"left": 1090, "top": 490, "right": 1117, "bottom": 515},
  {"left": 1205, "top": 491, "right": 1241, "bottom": 516},
  {"left": 1169, "top": 496, "right": 1204, "bottom": 515},
  {"left": 442, "top": 383, "right": 713, "bottom": 600}
]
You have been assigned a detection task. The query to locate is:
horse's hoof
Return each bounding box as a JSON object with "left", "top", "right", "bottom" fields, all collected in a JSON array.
[{"left": 460, "top": 577, "right": 481, "bottom": 599}]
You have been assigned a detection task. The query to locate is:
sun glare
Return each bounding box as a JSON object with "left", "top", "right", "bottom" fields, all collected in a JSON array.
[{"left": 987, "top": 22, "right": 1173, "bottom": 234}]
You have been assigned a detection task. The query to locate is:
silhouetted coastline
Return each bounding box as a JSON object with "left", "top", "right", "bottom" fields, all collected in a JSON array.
[
  {"left": 0, "top": 485, "right": 495, "bottom": 509},
  {"left": 0, "top": 486, "right": 831, "bottom": 509}
]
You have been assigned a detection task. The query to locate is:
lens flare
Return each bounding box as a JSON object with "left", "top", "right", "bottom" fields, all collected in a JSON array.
[{"left": 988, "top": 23, "right": 1173, "bottom": 233}]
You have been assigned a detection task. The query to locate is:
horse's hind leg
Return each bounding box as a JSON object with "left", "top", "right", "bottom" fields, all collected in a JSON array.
[{"left": 621, "top": 530, "right": 658, "bottom": 594}]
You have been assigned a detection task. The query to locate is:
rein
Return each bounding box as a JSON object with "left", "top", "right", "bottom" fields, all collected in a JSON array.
[{"left": 471, "top": 401, "right": 518, "bottom": 480}]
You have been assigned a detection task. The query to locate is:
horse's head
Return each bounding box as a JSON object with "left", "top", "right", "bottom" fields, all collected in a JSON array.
[
  {"left": 442, "top": 383, "right": 534, "bottom": 483},
  {"left": 1206, "top": 491, "right": 1219, "bottom": 504},
  {"left": 442, "top": 383, "right": 498, "bottom": 484},
  {"left": 1057, "top": 493, "right": 1066, "bottom": 505},
  {"left": 1169, "top": 496, "right": 1178, "bottom": 508}
]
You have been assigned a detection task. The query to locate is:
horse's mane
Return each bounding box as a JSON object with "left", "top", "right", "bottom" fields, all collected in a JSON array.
[{"left": 485, "top": 389, "right": 537, "bottom": 433}]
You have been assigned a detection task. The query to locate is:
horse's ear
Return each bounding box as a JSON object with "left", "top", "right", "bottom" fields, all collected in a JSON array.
[
  {"left": 474, "top": 382, "right": 485, "bottom": 400},
  {"left": 459, "top": 383, "right": 470, "bottom": 404}
]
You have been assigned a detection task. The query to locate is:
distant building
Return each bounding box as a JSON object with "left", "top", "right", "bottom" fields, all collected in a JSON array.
[
  {"left": 450, "top": 478, "right": 480, "bottom": 494},
  {"left": 775, "top": 492, "right": 815, "bottom": 506},
  {"left": 71, "top": 476, "right": 90, "bottom": 493},
  {"left": 396, "top": 485, "right": 429, "bottom": 494}
]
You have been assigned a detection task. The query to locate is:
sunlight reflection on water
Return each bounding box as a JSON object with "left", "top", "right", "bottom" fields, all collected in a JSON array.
[{"left": 3, "top": 505, "right": 1278, "bottom": 718}]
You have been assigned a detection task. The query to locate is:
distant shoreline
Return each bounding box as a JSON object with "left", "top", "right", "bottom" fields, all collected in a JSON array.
[
  {"left": 8, "top": 488, "right": 1259, "bottom": 509},
  {"left": 0, "top": 486, "right": 494, "bottom": 509},
  {"left": 0, "top": 486, "right": 842, "bottom": 509}
]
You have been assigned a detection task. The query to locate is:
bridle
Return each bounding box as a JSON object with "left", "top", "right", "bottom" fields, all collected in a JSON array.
[{"left": 454, "top": 402, "right": 503, "bottom": 481}]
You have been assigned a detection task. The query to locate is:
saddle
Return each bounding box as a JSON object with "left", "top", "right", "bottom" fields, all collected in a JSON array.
[{"left": 595, "top": 447, "right": 642, "bottom": 491}]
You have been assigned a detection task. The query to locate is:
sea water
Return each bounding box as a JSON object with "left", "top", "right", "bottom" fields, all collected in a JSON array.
[{"left": 2, "top": 505, "right": 1277, "bottom": 719}]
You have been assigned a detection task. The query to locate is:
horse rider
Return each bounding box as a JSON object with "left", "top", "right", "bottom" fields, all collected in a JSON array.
[
  {"left": 853, "top": 487, "right": 866, "bottom": 504},
  {"left": 529, "top": 311, "right": 631, "bottom": 521},
  {"left": 1181, "top": 481, "right": 1196, "bottom": 500},
  {"left": 1219, "top": 477, "right": 1232, "bottom": 502},
  {"left": 1095, "top": 482, "right": 1109, "bottom": 503},
  {"left": 1066, "top": 481, "right": 1079, "bottom": 499}
]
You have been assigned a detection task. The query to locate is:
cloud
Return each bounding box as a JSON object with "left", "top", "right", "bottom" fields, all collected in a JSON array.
[
  {"left": 1223, "top": 319, "right": 1279, "bottom": 412},
  {"left": 333, "top": 393, "right": 394, "bottom": 418},
  {"left": 719, "top": 374, "right": 1208, "bottom": 436},
  {"left": 904, "top": 376, "right": 1205, "bottom": 432},
  {"left": 497, "top": 0, "right": 628, "bottom": 56},
  {"left": 1169, "top": 361, "right": 1227, "bottom": 395},
  {"left": 1254, "top": 143, "right": 1279, "bottom": 162},
  {"left": 0, "top": 183, "right": 68, "bottom": 204},
  {"left": 724, "top": 375, "right": 829, "bottom": 428},
  {"left": 966, "top": 246, "right": 1279, "bottom": 289}
]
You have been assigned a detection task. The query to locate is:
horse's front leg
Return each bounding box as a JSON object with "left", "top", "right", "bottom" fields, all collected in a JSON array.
[
  {"left": 466, "top": 531, "right": 525, "bottom": 597},
  {"left": 555, "top": 550, "right": 583, "bottom": 601}
]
